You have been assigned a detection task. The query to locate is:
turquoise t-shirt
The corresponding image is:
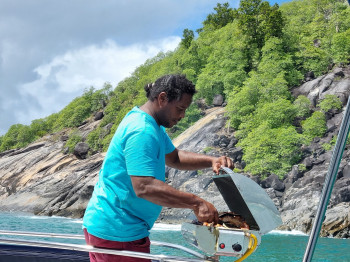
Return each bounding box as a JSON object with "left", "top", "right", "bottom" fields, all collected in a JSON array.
[{"left": 83, "top": 107, "right": 175, "bottom": 241}]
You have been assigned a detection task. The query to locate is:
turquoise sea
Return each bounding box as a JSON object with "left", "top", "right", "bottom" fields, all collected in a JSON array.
[{"left": 0, "top": 212, "right": 349, "bottom": 262}]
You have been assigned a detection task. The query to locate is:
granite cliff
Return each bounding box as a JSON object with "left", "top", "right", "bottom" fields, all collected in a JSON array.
[{"left": 0, "top": 66, "right": 349, "bottom": 238}]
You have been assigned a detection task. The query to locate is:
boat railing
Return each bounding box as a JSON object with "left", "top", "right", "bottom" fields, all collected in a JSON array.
[{"left": 0, "top": 230, "right": 215, "bottom": 262}]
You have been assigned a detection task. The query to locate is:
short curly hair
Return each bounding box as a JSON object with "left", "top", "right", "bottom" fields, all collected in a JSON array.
[{"left": 144, "top": 74, "right": 196, "bottom": 102}]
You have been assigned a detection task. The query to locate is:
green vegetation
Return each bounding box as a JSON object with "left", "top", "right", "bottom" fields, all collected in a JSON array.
[
  {"left": 65, "top": 130, "right": 82, "bottom": 153},
  {"left": 197, "top": 170, "right": 204, "bottom": 175},
  {"left": 52, "top": 84, "right": 113, "bottom": 131},
  {"left": 238, "top": 124, "right": 304, "bottom": 176},
  {"left": 323, "top": 135, "right": 350, "bottom": 151},
  {"left": 202, "top": 147, "right": 213, "bottom": 154},
  {"left": 318, "top": 94, "right": 343, "bottom": 112},
  {"left": 1, "top": 0, "right": 349, "bottom": 178},
  {"left": 322, "top": 142, "right": 333, "bottom": 151},
  {"left": 298, "top": 164, "right": 307, "bottom": 172},
  {"left": 302, "top": 111, "right": 327, "bottom": 142},
  {"left": 294, "top": 95, "right": 312, "bottom": 118}
]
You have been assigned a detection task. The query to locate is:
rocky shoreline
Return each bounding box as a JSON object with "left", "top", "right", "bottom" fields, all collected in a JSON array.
[{"left": 0, "top": 66, "right": 349, "bottom": 238}]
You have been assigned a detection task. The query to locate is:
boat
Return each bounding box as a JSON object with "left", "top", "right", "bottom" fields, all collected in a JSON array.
[
  {"left": 0, "top": 168, "right": 282, "bottom": 262},
  {"left": 0, "top": 230, "right": 208, "bottom": 262}
]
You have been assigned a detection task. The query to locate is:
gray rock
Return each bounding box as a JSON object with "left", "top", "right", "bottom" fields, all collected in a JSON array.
[
  {"left": 94, "top": 111, "right": 104, "bottom": 121},
  {"left": 63, "top": 147, "right": 69, "bottom": 155},
  {"left": 342, "top": 164, "right": 350, "bottom": 178},
  {"left": 227, "top": 147, "right": 243, "bottom": 162},
  {"left": 0, "top": 136, "right": 104, "bottom": 218},
  {"left": 284, "top": 165, "right": 304, "bottom": 190},
  {"left": 334, "top": 69, "right": 345, "bottom": 78},
  {"left": 313, "top": 39, "right": 321, "bottom": 47},
  {"left": 304, "top": 71, "right": 315, "bottom": 82},
  {"left": 60, "top": 136, "right": 69, "bottom": 142},
  {"left": 321, "top": 203, "right": 350, "bottom": 238},
  {"left": 73, "top": 142, "right": 90, "bottom": 159},
  {"left": 330, "top": 178, "right": 350, "bottom": 205},
  {"left": 261, "top": 174, "right": 285, "bottom": 192},
  {"left": 8, "top": 143, "right": 45, "bottom": 157},
  {"left": 292, "top": 67, "right": 350, "bottom": 108},
  {"left": 0, "top": 149, "right": 17, "bottom": 158},
  {"left": 212, "top": 94, "right": 224, "bottom": 106}
]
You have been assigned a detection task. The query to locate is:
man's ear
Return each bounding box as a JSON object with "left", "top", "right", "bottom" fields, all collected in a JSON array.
[{"left": 158, "top": 92, "right": 168, "bottom": 107}]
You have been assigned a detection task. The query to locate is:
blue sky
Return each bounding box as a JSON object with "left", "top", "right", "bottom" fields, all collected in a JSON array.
[{"left": 0, "top": 0, "right": 291, "bottom": 135}]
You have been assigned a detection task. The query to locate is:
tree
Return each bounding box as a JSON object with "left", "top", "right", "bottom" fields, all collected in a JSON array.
[
  {"left": 65, "top": 129, "right": 82, "bottom": 153},
  {"left": 237, "top": 0, "right": 285, "bottom": 48},
  {"left": 195, "top": 22, "right": 249, "bottom": 104},
  {"left": 0, "top": 124, "right": 24, "bottom": 151},
  {"left": 332, "top": 28, "right": 350, "bottom": 64},
  {"left": 226, "top": 76, "right": 260, "bottom": 129},
  {"left": 258, "top": 37, "right": 302, "bottom": 88},
  {"left": 16, "top": 125, "right": 34, "bottom": 148},
  {"left": 294, "top": 95, "right": 312, "bottom": 118},
  {"left": 30, "top": 119, "right": 49, "bottom": 140},
  {"left": 280, "top": 0, "right": 350, "bottom": 76},
  {"left": 236, "top": 98, "right": 296, "bottom": 139},
  {"left": 259, "top": 3, "right": 285, "bottom": 40},
  {"left": 318, "top": 94, "right": 343, "bottom": 112},
  {"left": 302, "top": 111, "right": 327, "bottom": 142},
  {"left": 202, "top": 2, "right": 235, "bottom": 30},
  {"left": 239, "top": 124, "right": 303, "bottom": 177},
  {"left": 180, "top": 29, "right": 194, "bottom": 49},
  {"left": 178, "top": 42, "right": 203, "bottom": 81}
]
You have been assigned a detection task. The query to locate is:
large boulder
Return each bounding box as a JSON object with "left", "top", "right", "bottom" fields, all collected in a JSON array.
[
  {"left": 94, "top": 111, "right": 104, "bottom": 121},
  {"left": 292, "top": 67, "right": 350, "bottom": 107},
  {"left": 321, "top": 202, "right": 350, "bottom": 238},
  {"left": 73, "top": 142, "right": 90, "bottom": 159},
  {"left": 261, "top": 174, "right": 285, "bottom": 192},
  {"left": 212, "top": 94, "right": 224, "bottom": 106}
]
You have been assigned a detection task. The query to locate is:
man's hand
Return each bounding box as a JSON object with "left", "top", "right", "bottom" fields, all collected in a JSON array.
[
  {"left": 193, "top": 199, "right": 219, "bottom": 224},
  {"left": 212, "top": 156, "right": 234, "bottom": 174}
]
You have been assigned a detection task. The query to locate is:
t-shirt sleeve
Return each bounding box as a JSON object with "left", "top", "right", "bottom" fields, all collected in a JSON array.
[
  {"left": 123, "top": 130, "right": 159, "bottom": 177},
  {"left": 163, "top": 128, "right": 175, "bottom": 154}
]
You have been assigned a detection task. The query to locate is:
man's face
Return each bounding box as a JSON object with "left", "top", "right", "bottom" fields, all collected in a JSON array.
[{"left": 158, "top": 93, "right": 193, "bottom": 128}]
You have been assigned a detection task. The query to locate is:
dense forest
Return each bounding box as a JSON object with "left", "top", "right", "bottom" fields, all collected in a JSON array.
[{"left": 1, "top": 0, "right": 349, "bottom": 177}]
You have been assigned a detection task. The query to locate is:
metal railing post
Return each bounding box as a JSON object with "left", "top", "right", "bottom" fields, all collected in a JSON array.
[{"left": 303, "top": 97, "right": 350, "bottom": 262}]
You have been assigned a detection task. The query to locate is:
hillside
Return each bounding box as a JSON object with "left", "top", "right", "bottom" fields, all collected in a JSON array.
[
  {"left": 0, "top": 0, "right": 349, "bottom": 238},
  {"left": 1, "top": 0, "right": 349, "bottom": 178},
  {"left": 0, "top": 66, "right": 349, "bottom": 239}
]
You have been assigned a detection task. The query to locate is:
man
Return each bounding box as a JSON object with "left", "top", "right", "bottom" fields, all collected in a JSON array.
[{"left": 83, "top": 74, "right": 234, "bottom": 262}]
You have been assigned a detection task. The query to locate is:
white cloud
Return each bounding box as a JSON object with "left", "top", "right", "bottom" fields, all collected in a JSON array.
[
  {"left": 16, "top": 36, "right": 181, "bottom": 125},
  {"left": 0, "top": 0, "right": 234, "bottom": 135}
]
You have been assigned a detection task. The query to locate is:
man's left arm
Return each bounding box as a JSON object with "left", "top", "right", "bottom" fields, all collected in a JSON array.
[{"left": 166, "top": 148, "right": 234, "bottom": 174}]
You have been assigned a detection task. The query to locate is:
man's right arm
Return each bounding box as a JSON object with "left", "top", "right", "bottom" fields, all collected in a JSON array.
[{"left": 130, "top": 176, "right": 218, "bottom": 224}]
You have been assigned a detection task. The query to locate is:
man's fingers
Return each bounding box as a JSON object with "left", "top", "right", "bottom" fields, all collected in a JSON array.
[
  {"left": 221, "top": 156, "right": 228, "bottom": 167},
  {"left": 221, "top": 156, "right": 234, "bottom": 169},
  {"left": 214, "top": 163, "right": 221, "bottom": 174},
  {"left": 213, "top": 156, "right": 234, "bottom": 174},
  {"left": 195, "top": 200, "right": 219, "bottom": 224}
]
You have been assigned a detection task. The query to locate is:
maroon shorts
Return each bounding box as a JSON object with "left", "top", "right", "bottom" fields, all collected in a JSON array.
[{"left": 83, "top": 228, "right": 151, "bottom": 262}]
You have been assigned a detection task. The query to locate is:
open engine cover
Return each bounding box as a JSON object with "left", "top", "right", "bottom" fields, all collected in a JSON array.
[{"left": 213, "top": 167, "right": 282, "bottom": 235}]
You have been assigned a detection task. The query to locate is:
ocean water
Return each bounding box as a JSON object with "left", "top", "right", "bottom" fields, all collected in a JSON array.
[{"left": 0, "top": 212, "right": 349, "bottom": 262}]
